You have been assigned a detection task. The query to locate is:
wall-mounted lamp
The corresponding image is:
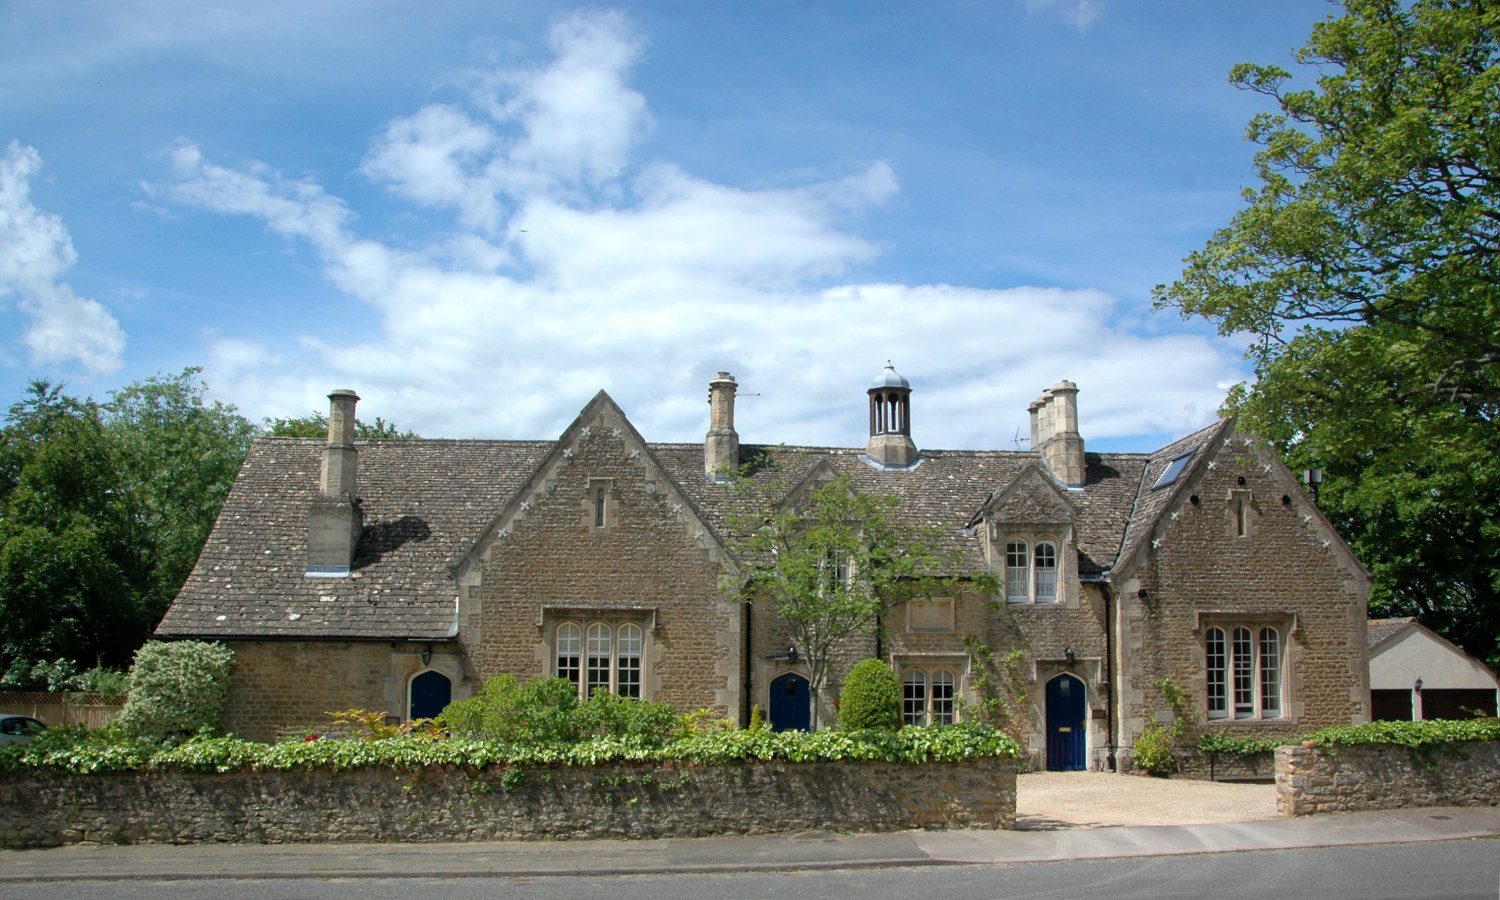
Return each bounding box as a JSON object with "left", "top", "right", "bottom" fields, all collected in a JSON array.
[
  {"left": 1303, "top": 468, "right": 1324, "bottom": 506},
  {"left": 757, "top": 645, "right": 800, "bottom": 665},
  {"left": 1413, "top": 677, "right": 1423, "bottom": 693},
  {"left": 1064, "top": 647, "right": 1076, "bottom": 668},
  {"left": 420, "top": 644, "right": 432, "bottom": 667}
]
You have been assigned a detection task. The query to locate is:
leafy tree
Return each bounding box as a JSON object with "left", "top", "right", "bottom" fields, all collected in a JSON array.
[
  {"left": 105, "top": 369, "right": 256, "bottom": 626},
  {"left": 264, "top": 413, "right": 416, "bottom": 439},
  {"left": 0, "top": 383, "right": 141, "bottom": 670},
  {"left": 724, "top": 472, "right": 984, "bottom": 730},
  {"left": 0, "top": 371, "right": 255, "bottom": 680},
  {"left": 1155, "top": 0, "right": 1500, "bottom": 667}
]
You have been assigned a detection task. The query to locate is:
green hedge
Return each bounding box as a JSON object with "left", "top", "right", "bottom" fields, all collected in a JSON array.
[
  {"left": 0, "top": 723, "right": 1021, "bottom": 776},
  {"left": 1195, "top": 718, "right": 1500, "bottom": 758},
  {"left": 1299, "top": 718, "right": 1500, "bottom": 749}
]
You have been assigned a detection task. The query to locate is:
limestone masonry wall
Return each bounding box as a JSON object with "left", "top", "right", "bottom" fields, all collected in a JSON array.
[
  {"left": 0, "top": 758, "right": 1015, "bottom": 848},
  {"left": 1276, "top": 742, "right": 1500, "bottom": 816}
]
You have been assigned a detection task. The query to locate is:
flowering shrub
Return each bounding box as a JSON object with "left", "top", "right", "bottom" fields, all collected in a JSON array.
[{"left": 114, "top": 641, "right": 234, "bottom": 746}]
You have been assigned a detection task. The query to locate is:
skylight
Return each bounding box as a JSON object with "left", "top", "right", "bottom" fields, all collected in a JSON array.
[{"left": 1153, "top": 452, "right": 1194, "bottom": 489}]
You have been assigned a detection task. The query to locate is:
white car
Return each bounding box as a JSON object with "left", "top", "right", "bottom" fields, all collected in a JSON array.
[{"left": 0, "top": 714, "right": 46, "bottom": 745}]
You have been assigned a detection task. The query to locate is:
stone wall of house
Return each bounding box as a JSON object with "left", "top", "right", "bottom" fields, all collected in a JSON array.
[
  {"left": 1276, "top": 742, "right": 1500, "bottom": 816},
  {"left": 1117, "top": 434, "right": 1369, "bottom": 768},
  {"left": 0, "top": 758, "right": 1016, "bottom": 848},
  {"left": 220, "top": 641, "right": 409, "bottom": 743},
  {"left": 459, "top": 404, "right": 740, "bottom": 719}
]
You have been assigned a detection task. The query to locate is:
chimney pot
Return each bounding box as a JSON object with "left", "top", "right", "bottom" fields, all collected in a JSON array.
[
  {"left": 308, "top": 389, "right": 364, "bottom": 573},
  {"left": 705, "top": 373, "right": 739, "bottom": 480}
]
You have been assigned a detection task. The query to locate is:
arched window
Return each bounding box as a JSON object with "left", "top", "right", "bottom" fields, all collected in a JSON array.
[
  {"left": 556, "top": 623, "right": 582, "bottom": 689},
  {"left": 555, "top": 619, "right": 650, "bottom": 701},
  {"left": 1259, "top": 627, "right": 1281, "bottom": 717},
  {"left": 586, "top": 623, "right": 613, "bottom": 699},
  {"left": 1206, "top": 623, "right": 1283, "bottom": 720},
  {"left": 1034, "top": 542, "right": 1058, "bottom": 602},
  {"left": 930, "top": 669, "right": 956, "bottom": 725},
  {"left": 1005, "top": 538, "right": 1060, "bottom": 603},
  {"left": 902, "top": 670, "right": 927, "bottom": 726},
  {"left": 1005, "top": 541, "right": 1030, "bottom": 602},
  {"left": 901, "top": 666, "right": 960, "bottom": 726},
  {"left": 617, "top": 623, "right": 642, "bottom": 699}
]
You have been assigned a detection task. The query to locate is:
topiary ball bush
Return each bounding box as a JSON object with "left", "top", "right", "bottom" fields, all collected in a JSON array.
[{"left": 838, "top": 658, "right": 902, "bottom": 730}]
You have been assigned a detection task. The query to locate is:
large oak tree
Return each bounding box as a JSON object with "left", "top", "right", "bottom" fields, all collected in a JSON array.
[{"left": 1156, "top": 0, "right": 1500, "bottom": 667}]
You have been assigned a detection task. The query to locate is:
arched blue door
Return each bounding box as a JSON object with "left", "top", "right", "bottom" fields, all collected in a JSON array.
[
  {"left": 769, "top": 673, "right": 811, "bottom": 732},
  {"left": 1046, "top": 674, "right": 1087, "bottom": 771},
  {"left": 409, "top": 670, "right": 452, "bottom": 720}
]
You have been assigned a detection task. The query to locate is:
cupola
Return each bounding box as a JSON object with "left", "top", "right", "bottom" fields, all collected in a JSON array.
[{"left": 864, "top": 362, "right": 919, "bottom": 469}]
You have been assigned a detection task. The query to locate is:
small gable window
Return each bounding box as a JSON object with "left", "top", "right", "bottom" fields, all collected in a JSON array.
[
  {"left": 1006, "top": 539, "right": 1060, "bottom": 604},
  {"left": 587, "top": 478, "right": 615, "bottom": 529},
  {"left": 1154, "top": 452, "right": 1194, "bottom": 489}
]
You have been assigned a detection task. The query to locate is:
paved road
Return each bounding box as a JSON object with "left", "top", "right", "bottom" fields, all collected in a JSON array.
[{"left": 10, "top": 840, "right": 1500, "bottom": 900}]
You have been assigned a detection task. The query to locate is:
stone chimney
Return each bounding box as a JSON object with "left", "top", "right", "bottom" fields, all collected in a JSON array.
[
  {"left": 1030, "top": 380, "right": 1086, "bottom": 488},
  {"left": 705, "top": 372, "right": 739, "bottom": 480},
  {"left": 307, "top": 389, "right": 363, "bottom": 574},
  {"left": 866, "top": 362, "right": 919, "bottom": 469}
]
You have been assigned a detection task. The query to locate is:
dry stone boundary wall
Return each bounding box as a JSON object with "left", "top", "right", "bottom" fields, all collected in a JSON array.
[
  {"left": 1276, "top": 741, "right": 1500, "bottom": 816},
  {"left": 1, "top": 757, "right": 1016, "bottom": 848}
]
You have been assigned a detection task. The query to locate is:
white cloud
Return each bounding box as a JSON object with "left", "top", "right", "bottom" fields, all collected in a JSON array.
[
  {"left": 1023, "top": 0, "right": 1104, "bottom": 29},
  {"left": 158, "top": 9, "right": 1241, "bottom": 450},
  {"left": 0, "top": 141, "right": 125, "bottom": 375},
  {"left": 360, "top": 10, "right": 649, "bottom": 234}
]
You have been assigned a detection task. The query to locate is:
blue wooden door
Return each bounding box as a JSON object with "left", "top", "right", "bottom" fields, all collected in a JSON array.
[
  {"left": 1046, "top": 674, "right": 1086, "bottom": 771},
  {"left": 769, "top": 673, "right": 811, "bottom": 732},
  {"left": 409, "top": 670, "right": 452, "bottom": 720}
]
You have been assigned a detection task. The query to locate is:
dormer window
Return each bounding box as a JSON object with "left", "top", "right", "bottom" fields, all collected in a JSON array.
[{"left": 1005, "top": 539, "right": 1059, "bottom": 604}]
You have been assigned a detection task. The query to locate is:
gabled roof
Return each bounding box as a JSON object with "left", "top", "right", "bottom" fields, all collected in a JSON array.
[
  {"left": 971, "top": 461, "right": 1079, "bottom": 527},
  {"left": 158, "top": 394, "right": 1227, "bottom": 640},
  {"left": 1111, "top": 419, "right": 1234, "bottom": 581},
  {"left": 1368, "top": 617, "right": 1417, "bottom": 650}
]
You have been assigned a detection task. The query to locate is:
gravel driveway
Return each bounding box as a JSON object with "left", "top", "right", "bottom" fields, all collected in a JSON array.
[{"left": 1017, "top": 771, "right": 1279, "bottom": 829}]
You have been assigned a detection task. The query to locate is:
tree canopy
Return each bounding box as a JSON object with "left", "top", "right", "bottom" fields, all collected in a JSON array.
[
  {"left": 264, "top": 413, "right": 416, "bottom": 440},
  {"left": 723, "top": 471, "right": 988, "bottom": 729},
  {"left": 0, "top": 370, "right": 255, "bottom": 684},
  {"left": 1155, "top": 0, "right": 1500, "bottom": 667}
]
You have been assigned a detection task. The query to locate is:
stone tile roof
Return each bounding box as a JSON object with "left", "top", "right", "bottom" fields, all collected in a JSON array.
[
  {"left": 157, "top": 438, "right": 553, "bottom": 641},
  {"left": 159, "top": 425, "right": 1222, "bottom": 641},
  {"left": 1112, "top": 420, "right": 1233, "bottom": 580},
  {"left": 1367, "top": 617, "right": 1416, "bottom": 650}
]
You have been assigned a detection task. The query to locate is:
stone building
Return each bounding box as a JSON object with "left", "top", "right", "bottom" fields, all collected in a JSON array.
[{"left": 156, "top": 367, "right": 1370, "bottom": 770}]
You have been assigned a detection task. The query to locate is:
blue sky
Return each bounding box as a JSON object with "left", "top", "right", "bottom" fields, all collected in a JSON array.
[{"left": 0, "top": 0, "right": 1334, "bottom": 452}]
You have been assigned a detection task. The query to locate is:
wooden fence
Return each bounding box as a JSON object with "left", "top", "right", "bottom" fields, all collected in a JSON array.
[{"left": 0, "top": 692, "right": 123, "bottom": 729}]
